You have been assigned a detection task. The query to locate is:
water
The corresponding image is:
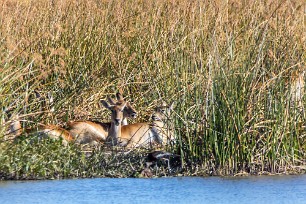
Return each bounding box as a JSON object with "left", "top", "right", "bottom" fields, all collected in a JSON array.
[{"left": 0, "top": 175, "right": 305, "bottom": 204}]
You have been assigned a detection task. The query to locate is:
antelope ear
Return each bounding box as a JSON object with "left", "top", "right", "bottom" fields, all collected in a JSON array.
[
  {"left": 159, "top": 100, "right": 167, "bottom": 107},
  {"left": 169, "top": 101, "right": 175, "bottom": 110},
  {"left": 119, "top": 102, "right": 127, "bottom": 111},
  {"left": 107, "top": 96, "right": 116, "bottom": 105},
  {"left": 47, "top": 92, "right": 53, "bottom": 102},
  {"left": 116, "top": 92, "right": 124, "bottom": 101},
  {"left": 47, "top": 92, "right": 54, "bottom": 113},
  {"left": 101, "top": 100, "right": 112, "bottom": 110}
]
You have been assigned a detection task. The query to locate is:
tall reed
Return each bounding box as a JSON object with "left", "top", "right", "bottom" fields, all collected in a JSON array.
[{"left": 0, "top": 0, "right": 305, "bottom": 177}]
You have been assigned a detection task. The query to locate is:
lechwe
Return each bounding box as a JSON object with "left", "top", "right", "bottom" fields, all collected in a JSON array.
[
  {"left": 3, "top": 92, "right": 73, "bottom": 145},
  {"left": 102, "top": 100, "right": 175, "bottom": 148},
  {"left": 7, "top": 118, "right": 73, "bottom": 146},
  {"left": 67, "top": 93, "right": 137, "bottom": 145}
]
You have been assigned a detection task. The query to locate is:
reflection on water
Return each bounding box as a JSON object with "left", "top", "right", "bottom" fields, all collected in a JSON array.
[{"left": 0, "top": 175, "right": 305, "bottom": 204}]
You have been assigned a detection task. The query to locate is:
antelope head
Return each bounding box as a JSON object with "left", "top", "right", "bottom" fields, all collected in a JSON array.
[
  {"left": 152, "top": 101, "right": 174, "bottom": 122},
  {"left": 107, "top": 92, "right": 137, "bottom": 125},
  {"left": 151, "top": 101, "right": 175, "bottom": 144},
  {"left": 101, "top": 99, "right": 127, "bottom": 146}
]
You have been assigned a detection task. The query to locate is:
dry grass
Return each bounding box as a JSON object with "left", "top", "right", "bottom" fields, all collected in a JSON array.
[{"left": 0, "top": 0, "right": 305, "bottom": 179}]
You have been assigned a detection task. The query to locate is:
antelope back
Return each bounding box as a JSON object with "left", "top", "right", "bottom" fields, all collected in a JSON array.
[
  {"left": 67, "top": 121, "right": 109, "bottom": 145},
  {"left": 35, "top": 125, "right": 74, "bottom": 146},
  {"left": 120, "top": 123, "right": 153, "bottom": 148}
]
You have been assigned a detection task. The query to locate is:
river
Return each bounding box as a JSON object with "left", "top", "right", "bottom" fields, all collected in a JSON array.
[{"left": 0, "top": 175, "right": 305, "bottom": 204}]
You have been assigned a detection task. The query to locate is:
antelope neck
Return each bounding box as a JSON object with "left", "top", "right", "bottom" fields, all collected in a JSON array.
[{"left": 108, "top": 121, "right": 122, "bottom": 145}]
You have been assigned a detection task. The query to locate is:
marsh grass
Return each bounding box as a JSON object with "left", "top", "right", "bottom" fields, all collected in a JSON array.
[{"left": 0, "top": 0, "right": 305, "bottom": 179}]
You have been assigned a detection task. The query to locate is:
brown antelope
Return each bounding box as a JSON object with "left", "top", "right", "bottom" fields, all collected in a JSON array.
[
  {"left": 27, "top": 124, "right": 73, "bottom": 146},
  {"left": 3, "top": 91, "right": 74, "bottom": 145},
  {"left": 5, "top": 114, "right": 74, "bottom": 146},
  {"left": 67, "top": 92, "right": 137, "bottom": 145},
  {"left": 100, "top": 100, "right": 127, "bottom": 146},
  {"left": 102, "top": 100, "right": 175, "bottom": 148}
]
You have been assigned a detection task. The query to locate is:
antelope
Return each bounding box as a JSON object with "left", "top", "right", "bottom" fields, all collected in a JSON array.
[
  {"left": 26, "top": 124, "right": 73, "bottom": 146},
  {"left": 67, "top": 92, "right": 137, "bottom": 145},
  {"left": 3, "top": 91, "right": 73, "bottom": 145},
  {"left": 102, "top": 100, "right": 175, "bottom": 148},
  {"left": 5, "top": 114, "right": 74, "bottom": 146}
]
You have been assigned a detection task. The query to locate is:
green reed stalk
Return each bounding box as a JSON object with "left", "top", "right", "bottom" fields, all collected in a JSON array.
[{"left": 0, "top": 0, "right": 304, "bottom": 178}]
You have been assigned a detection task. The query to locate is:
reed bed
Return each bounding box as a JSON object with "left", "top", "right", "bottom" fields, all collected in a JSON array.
[{"left": 0, "top": 0, "right": 305, "bottom": 179}]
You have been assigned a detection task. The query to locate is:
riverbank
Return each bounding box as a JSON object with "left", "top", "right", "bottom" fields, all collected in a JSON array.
[
  {"left": 0, "top": 137, "right": 304, "bottom": 180},
  {"left": 0, "top": 0, "right": 305, "bottom": 180}
]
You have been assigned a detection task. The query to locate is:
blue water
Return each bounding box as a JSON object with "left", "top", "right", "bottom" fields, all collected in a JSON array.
[{"left": 0, "top": 175, "right": 305, "bottom": 204}]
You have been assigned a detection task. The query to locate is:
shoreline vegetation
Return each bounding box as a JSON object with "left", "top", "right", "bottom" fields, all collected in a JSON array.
[{"left": 0, "top": 0, "right": 305, "bottom": 180}]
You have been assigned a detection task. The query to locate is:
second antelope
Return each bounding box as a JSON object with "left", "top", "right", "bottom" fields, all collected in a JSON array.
[{"left": 101, "top": 100, "right": 175, "bottom": 148}]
